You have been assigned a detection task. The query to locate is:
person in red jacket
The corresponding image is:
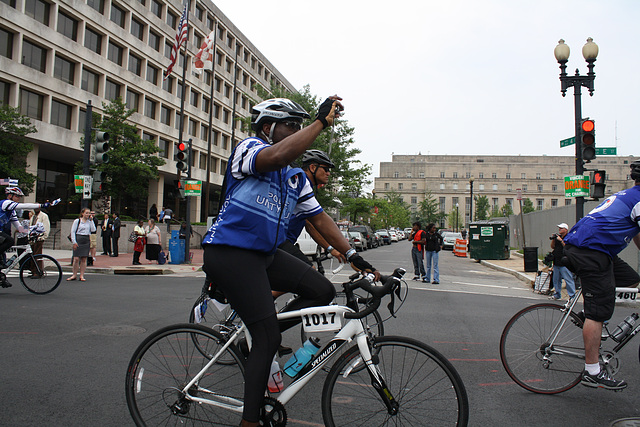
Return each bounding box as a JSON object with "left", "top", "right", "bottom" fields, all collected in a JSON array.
[{"left": 409, "top": 221, "right": 427, "bottom": 281}]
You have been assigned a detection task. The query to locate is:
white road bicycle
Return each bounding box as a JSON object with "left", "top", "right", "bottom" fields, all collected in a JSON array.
[
  {"left": 125, "top": 268, "right": 469, "bottom": 426},
  {"left": 0, "top": 233, "right": 62, "bottom": 294}
]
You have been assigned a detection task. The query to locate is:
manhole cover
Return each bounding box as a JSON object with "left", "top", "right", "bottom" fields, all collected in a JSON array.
[{"left": 90, "top": 325, "right": 146, "bottom": 336}]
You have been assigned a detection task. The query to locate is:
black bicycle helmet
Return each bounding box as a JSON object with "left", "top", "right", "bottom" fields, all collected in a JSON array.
[
  {"left": 250, "top": 98, "right": 310, "bottom": 134},
  {"left": 630, "top": 160, "right": 640, "bottom": 181},
  {"left": 301, "top": 149, "right": 335, "bottom": 168}
]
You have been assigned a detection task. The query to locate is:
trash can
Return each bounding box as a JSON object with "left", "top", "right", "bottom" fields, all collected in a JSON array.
[
  {"left": 169, "top": 233, "right": 185, "bottom": 264},
  {"left": 469, "top": 218, "right": 510, "bottom": 260},
  {"left": 523, "top": 247, "right": 539, "bottom": 272}
]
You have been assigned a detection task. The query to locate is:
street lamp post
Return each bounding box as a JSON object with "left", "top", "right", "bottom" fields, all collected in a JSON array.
[
  {"left": 469, "top": 177, "right": 474, "bottom": 225},
  {"left": 455, "top": 203, "right": 459, "bottom": 232},
  {"left": 554, "top": 37, "right": 599, "bottom": 222}
]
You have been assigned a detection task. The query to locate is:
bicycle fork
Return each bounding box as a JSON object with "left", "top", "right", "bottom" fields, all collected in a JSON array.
[{"left": 353, "top": 335, "right": 399, "bottom": 416}]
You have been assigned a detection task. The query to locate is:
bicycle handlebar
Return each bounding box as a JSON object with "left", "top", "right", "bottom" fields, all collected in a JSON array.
[{"left": 343, "top": 267, "right": 406, "bottom": 319}]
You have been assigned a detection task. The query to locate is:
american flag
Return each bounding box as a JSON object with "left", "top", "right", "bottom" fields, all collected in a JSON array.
[{"left": 163, "top": 4, "right": 189, "bottom": 80}]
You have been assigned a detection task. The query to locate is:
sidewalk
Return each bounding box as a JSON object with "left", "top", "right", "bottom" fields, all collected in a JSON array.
[
  {"left": 478, "top": 251, "right": 539, "bottom": 286},
  {"left": 44, "top": 248, "right": 204, "bottom": 275}
]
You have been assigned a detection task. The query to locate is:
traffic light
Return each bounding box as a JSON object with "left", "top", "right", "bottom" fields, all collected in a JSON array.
[
  {"left": 93, "top": 131, "right": 110, "bottom": 164},
  {"left": 176, "top": 141, "right": 189, "bottom": 172},
  {"left": 92, "top": 170, "right": 106, "bottom": 193},
  {"left": 580, "top": 119, "right": 596, "bottom": 162},
  {"left": 590, "top": 170, "right": 606, "bottom": 199},
  {"left": 174, "top": 179, "right": 186, "bottom": 198}
]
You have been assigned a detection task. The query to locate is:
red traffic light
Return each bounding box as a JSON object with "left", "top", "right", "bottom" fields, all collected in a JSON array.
[
  {"left": 592, "top": 170, "right": 605, "bottom": 184},
  {"left": 177, "top": 142, "right": 187, "bottom": 151},
  {"left": 581, "top": 119, "right": 595, "bottom": 133}
]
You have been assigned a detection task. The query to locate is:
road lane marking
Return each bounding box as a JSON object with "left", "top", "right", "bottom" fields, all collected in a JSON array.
[{"left": 412, "top": 287, "right": 542, "bottom": 300}]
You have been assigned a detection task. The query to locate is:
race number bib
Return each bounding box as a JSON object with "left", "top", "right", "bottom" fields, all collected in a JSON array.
[{"left": 300, "top": 307, "right": 342, "bottom": 332}]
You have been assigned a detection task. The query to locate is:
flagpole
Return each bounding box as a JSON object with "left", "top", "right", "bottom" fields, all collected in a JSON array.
[
  {"left": 175, "top": 0, "right": 190, "bottom": 221},
  {"left": 230, "top": 41, "right": 239, "bottom": 145},
  {"left": 203, "top": 21, "right": 218, "bottom": 223}
]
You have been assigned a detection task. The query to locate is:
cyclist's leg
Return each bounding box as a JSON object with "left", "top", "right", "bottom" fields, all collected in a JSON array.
[
  {"left": 0, "top": 231, "right": 14, "bottom": 265},
  {"left": 612, "top": 255, "right": 640, "bottom": 287},
  {"left": 203, "top": 245, "right": 281, "bottom": 424},
  {"left": 267, "top": 248, "right": 335, "bottom": 332}
]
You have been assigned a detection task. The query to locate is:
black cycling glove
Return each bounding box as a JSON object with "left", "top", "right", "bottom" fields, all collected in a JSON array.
[
  {"left": 348, "top": 253, "right": 376, "bottom": 273},
  {"left": 315, "top": 97, "right": 340, "bottom": 129}
]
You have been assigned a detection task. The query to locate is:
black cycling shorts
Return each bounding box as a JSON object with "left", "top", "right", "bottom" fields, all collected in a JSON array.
[
  {"left": 564, "top": 244, "right": 640, "bottom": 322},
  {"left": 278, "top": 239, "right": 312, "bottom": 266}
]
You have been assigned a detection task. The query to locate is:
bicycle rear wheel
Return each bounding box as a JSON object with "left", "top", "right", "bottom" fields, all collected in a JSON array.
[
  {"left": 322, "top": 335, "right": 469, "bottom": 426},
  {"left": 500, "top": 303, "right": 584, "bottom": 394},
  {"left": 19, "top": 254, "right": 62, "bottom": 294},
  {"left": 125, "top": 323, "right": 246, "bottom": 426}
]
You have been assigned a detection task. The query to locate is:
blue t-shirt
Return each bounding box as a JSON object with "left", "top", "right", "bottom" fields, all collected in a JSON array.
[
  {"left": 564, "top": 185, "right": 640, "bottom": 257},
  {"left": 202, "top": 137, "right": 318, "bottom": 254}
]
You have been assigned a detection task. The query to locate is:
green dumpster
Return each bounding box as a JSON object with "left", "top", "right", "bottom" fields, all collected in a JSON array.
[{"left": 469, "top": 219, "right": 510, "bottom": 260}]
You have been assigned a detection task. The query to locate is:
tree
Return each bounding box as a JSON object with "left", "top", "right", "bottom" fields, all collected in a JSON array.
[
  {"left": 474, "top": 195, "right": 490, "bottom": 220},
  {"left": 447, "top": 207, "right": 463, "bottom": 231},
  {"left": 0, "top": 104, "right": 37, "bottom": 194},
  {"left": 522, "top": 198, "right": 535, "bottom": 214},
  {"left": 415, "top": 191, "right": 446, "bottom": 226},
  {"left": 94, "top": 98, "right": 165, "bottom": 213},
  {"left": 498, "top": 203, "right": 514, "bottom": 217}
]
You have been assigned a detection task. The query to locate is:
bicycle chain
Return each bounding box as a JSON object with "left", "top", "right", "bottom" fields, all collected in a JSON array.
[{"left": 259, "top": 397, "right": 286, "bottom": 427}]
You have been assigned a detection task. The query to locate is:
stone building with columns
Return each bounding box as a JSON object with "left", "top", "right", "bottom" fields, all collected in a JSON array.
[
  {"left": 374, "top": 154, "right": 639, "bottom": 229},
  {"left": 1, "top": 0, "right": 295, "bottom": 223}
]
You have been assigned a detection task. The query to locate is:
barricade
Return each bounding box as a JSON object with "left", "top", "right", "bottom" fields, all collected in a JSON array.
[{"left": 454, "top": 239, "right": 468, "bottom": 257}]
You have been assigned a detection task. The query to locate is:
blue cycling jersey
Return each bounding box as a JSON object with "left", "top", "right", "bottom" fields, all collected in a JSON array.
[
  {"left": 285, "top": 174, "right": 323, "bottom": 243},
  {"left": 202, "top": 137, "right": 319, "bottom": 254},
  {"left": 564, "top": 185, "right": 640, "bottom": 257},
  {"left": 0, "top": 199, "right": 19, "bottom": 228}
]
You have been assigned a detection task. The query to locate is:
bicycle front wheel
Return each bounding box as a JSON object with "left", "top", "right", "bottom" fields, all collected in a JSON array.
[
  {"left": 322, "top": 335, "right": 469, "bottom": 426},
  {"left": 500, "top": 303, "right": 584, "bottom": 394},
  {"left": 125, "top": 323, "right": 246, "bottom": 426},
  {"left": 19, "top": 254, "right": 62, "bottom": 294}
]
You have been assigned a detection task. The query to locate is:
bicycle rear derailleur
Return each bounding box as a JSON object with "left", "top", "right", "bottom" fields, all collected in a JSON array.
[{"left": 260, "top": 397, "right": 286, "bottom": 427}]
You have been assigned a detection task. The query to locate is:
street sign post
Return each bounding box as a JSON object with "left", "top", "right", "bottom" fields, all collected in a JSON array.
[
  {"left": 560, "top": 137, "right": 575, "bottom": 147},
  {"left": 184, "top": 180, "right": 202, "bottom": 197},
  {"left": 564, "top": 175, "right": 589, "bottom": 198},
  {"left": 83, "top": 175, "right": 93, "bottom": 200},
  {"left": 75, "top": 175, "right": 84, "bottom": 194}
]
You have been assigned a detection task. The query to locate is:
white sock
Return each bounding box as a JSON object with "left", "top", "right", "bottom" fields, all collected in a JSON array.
[{"left": 585, "top": 363, "right": 600, "bottom": 375}]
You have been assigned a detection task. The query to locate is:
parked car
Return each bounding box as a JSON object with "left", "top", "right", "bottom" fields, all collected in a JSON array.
[
  {"left": 396, "top": 230, "right": 405, "bottom": 240},
  {"left": 389, "top": 230, "right": 398, "bottom": 242},
  {"left": 348, "top": 225, "right": 375, "bottom": 249},
  {"left": 341, "top": 230, "right": 355, "bottom": 250},
  {"left": 371, "top": 233, "right": 381, "bottom": 248},
  {"left": 404, "top": 227, "right": 413, "bottom": 237},
  {"left": 376, "top": 229, "right": 391, "bottom": 245},
  {"left": 442, "top": 231, "right": 463, "bottom": 250},
  {"left": 349, "top": 231, "right": 366, "bottom": 251},
  {"left": 295, "top": 228, "right": 321, "bottom": 259}
]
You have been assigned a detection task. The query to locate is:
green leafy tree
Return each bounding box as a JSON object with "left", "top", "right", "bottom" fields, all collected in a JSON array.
[
  {"left": 95, "top": 98, "right": 165, "bottom": 212},
  {"left": 474, "top": 195, "right": 490, "bottom": 220},
  {"left": 498, "top": 203, "right": 514, "bottom": 217},
  {"left": 415, "top": 191, "right": 446, "bottom": 226},
  {"left": 522, "top": 198, "right": 535, "bottom": 214},
  {"left": 342, "top": 196, "right": 374, "bottom": 225},
  {"left": 447, "top": 207, "right": 463, "bottom": 231},
  {"left": 0, "top": 104, "right": 37, "bottom": 193}
]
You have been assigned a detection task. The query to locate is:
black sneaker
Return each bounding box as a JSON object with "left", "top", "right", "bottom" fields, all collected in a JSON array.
[
  {"left": 412, "top": 276, "right": 420, "bottom": 281},
  {"left": 581, "top": 369, "right": 627, "bottom": 390},
  {"left": 432, "top": 281, "right": 439, "bottom": 284},
  {"left": 1, "top": 280, "right": 12, "bottom": 288}
]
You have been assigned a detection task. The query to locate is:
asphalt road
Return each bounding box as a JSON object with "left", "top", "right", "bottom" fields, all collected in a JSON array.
[{"left": 1, "top": 240, "right": 639, "bottom": 426}]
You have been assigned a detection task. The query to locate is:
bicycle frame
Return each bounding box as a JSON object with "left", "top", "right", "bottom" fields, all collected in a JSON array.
[
  {"left": 181, "top": 304, "right": 380, "bottom": 414},
  {"left": 1, "top": 244, "right": 33, "bottom": 274}
]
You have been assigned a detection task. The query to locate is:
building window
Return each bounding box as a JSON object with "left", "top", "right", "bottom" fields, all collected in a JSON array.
[
  {"left": 479, "top": 184, "right": 485, "bottom": 190},
  {"left": 201, "top": 124, "right": 208, "bottom": 141},
  {"left": 22, "top": 40, "right": 47, "bottom": 73},
  {"left": 222, "top": 134, "right": 228, "bottom": 150},
  {"left": 536, "top": 173, "right": 541, "bottom": 180},
  {"left": 131, "top": 17, "right": 145, "bottom": 41},
  {"left": 144, "top": 98, "right": 156, "bottom": 119},
  {"left": 0, "top": 28, "right": 13, "bottom": 59},
  {"left": 146, "top": 64, "right": 159, "bottom": 85},
  {"left": 190, "top": 89, "right": 199, "bottom": 107},
  {"left": 84, "top": 27, "right": 102, "bottom": 54},
  {"left": 148, "top": 31, "right": 161, "bottom": 52},
  {"left": 452, "top": 172, "right": 458, "bottom": 178},
  {"left": 110, "top": 3, "right": 126, "bottom": 28},
  {"left": 538, "top": 184, "right": 543, "bottom": 192},
  {"left": 202, "top": 97, "right": 210, "bottom": 114},
  {"left": 478, "top": 172, "right": 484, "bottom": 179},
  {"left": 453, "top": 183, "right": 458, "bottom": 190},
  {"left": 210, "top": 157, "right": 217, "bottom": 173},
  {"left": 384, "top": 183, "right": 389, "bottom": 190},
  {"left": 195, "top": 5, "right": 203, "bottom": 20},
  {"left": 87, "top": 0, "right": 104, "bottom": 14},
  {"left": 158, "top": 138, "right": 169, "bottom": 158},
  {"left": 398, "top": 183, "right": 403, "bottom": 190},
  {"left": 393, "top": 171, "right": 399, "bottom": 178},
  {"left": 105, "top": 79, "right": 121, "bottom": 101},
  {"left": 492, "top": 172, "right": 497, "bottom": 179},
  {"left": 19, "top": 88, "right": 43, "bottom": 120},
  {"left": 565, "top": 199, "right": 572, "bottom": 206},
  {"left": 128, "top": 53, "right": 142, "bottom": 75},
  {"left": 493, "top": 184, "right": 498, "bottom": 191},
  {"left": 406, "top": 172, "right": 412, "bottom": 178},
  {"left": 0, "top": 80, "right": 10, "bottom": 105},
  {"left": 506, "top": 198, "right": 513, "bottom": 207},
  {"left": 126, "top": 89, "right": 140, "bottom": 111},
  {"left": 167, "top": 10, "right": 177, "bottom": 29},
  {"left": 440, "top": 183, "right": 445, "bottom": 190},
  {"left": 53, "top": 55, "right": 76, "bottom": 85},
  {"left": 419, "top": 172, "right": 424, "bottom": 178},
  {"left": 151, "top": 0, "right": 162, "bottom": 18},
  {"left": 223, "top": 109, "right": 229, "bottom": 123},
  {"left": 550, "top": 173, "right": 556, "bottom": 179},
  {"left": 57, "top": 11, "right": 78, "bottom": 41},
  {"left": 411, "top": 197, "right": 417, "bottom": 204},
  {"left": 224, "top": 84, "right": 231, "bottom": 98},
  {"left": 107, "top": 41, "right": 123, "bottom": 65},
  {"left": 188, "top": 118, "right": 197, "bottom": 136},
  {"left": 411, "top": 183, "right": 417, "bottom": 190},
  {"left": 536, "top": 199, "right": 544, "bottom": 210},
  {"left": 162, "top": 76, "right": 174, "bottom": 94},
  {"left": 81, "top": 68, "right": 100, "bottom": 94},
  {"left": 160, "top": 105, "right": 171, "bottom": 125},
  {"left": 551, "top": 199, "right": 558, "bottom": 208},
  {"left": 507, "top": 184, "right": 512, "bottom": 192},
  {"left": 1, "top": 0, "right": 16, "bottom": 7},
  {"left": 25, "top": 0, "right": 50, "bottom": 26},
  {"left": 206, "top": 15, "right": 214, "bottom": 31},
  {"left": 506, "top": 172, "right": 511, "bottom": 179},
  {"left": 552, "top": 184, "right": 558, "bottom": 192},
  {"left": 522, "top": 184, "right": 527, "bottom": 191},
  {"left": 164, "top": 41, "right": 172, "bottom": 59},
  {"left": 199, "top": 153, "right": 206, "bottom": 170},
  {"left": 50, "top": 99, "right": 72, "bottom": 129},
  {"left": 521, "top": 173, "right": 526, "bottom": 179}
]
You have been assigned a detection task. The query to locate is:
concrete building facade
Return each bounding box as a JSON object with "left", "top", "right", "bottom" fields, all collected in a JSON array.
[
  {"left": 0, "top": 0, "right": 295, "bottom": 222},
  {"left": 374, "top": 154, "right": 640, "bottom": 228}
]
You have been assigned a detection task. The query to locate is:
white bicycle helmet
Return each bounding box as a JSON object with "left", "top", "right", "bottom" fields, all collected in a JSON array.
[
  {"left": 5, "top": 186, "right": 24, "bottom": 196},
  {"left": 251, "top": 98, "right": 310, "bottom": 137}
]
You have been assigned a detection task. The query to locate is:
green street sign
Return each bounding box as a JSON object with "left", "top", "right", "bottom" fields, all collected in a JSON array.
[
  {"left": 184, "top": 180, "right": 202, "bottom": 196},
  {"left": 595, "top": 147, "right": 617, "bottom": 155},
  {"left": 74, "top": 175, "right": 83, "bottom": 193},
  {"left": 560, "top": 137, "right": 575, "bottom": 147},
  {"left": 564, "top": 175, "right": 589, "bottom": 198}
]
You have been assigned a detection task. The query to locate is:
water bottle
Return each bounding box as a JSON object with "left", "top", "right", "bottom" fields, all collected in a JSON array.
[
  {"left": 7, "top": 255, "right": 17, "bottom": 265},
  {"left": 283, "top": 337, "right": 321, "bottom": 377},
  {"left": 610, "top": 313, "right": 639, "bottom": 342},
  {"left": 267, "top": 357, "right": 284, "bottom": 393}
]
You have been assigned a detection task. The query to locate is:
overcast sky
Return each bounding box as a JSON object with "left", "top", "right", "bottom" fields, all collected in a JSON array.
[{"left": 210, "top": 0, "right": 640, "bottom": 181}]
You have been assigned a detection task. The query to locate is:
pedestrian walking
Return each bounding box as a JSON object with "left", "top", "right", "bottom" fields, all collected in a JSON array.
[
  {"left": 144, "top": 219, "right": 162, "bottom": 264},
  {"left": 424, "top": 223, "right": 443, "bottom": 284},
  {"left": 132, "top": 219, "right": 145, "bottom": 265},
  {"left": 111, "top": 213, "right": 121, "bottom": 257},
  {"left": 409, "top": 222, "right": 426, "bottom": 281},
  {"left": 67, "top": 207, "right": 96, "bottom": 281}
]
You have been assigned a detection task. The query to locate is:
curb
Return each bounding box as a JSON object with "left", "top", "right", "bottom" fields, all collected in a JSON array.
[
  {"left": 480, "top": 260, "right": 535, "bottom": 286},
  {"left": 60, "top": 265, "right": 201, "bottom": 275}
]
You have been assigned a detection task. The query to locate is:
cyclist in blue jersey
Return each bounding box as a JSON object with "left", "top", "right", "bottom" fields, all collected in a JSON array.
[
  {"left": 563, "top": 160, "right": 640, "bottom": 391},
  {"left": 0, "top": 187, "right": 60, "bottom": 271},
  {"left": 202, "top": 97, "right": 379, "bottom": 427}
]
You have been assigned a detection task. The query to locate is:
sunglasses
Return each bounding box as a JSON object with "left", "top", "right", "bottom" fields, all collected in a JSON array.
[
  {"left": 316, "top": 165, "right": 332, "bottom": 172},
  {"left": 281, "top": 121, "right": 302, "bottom": 131}
]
